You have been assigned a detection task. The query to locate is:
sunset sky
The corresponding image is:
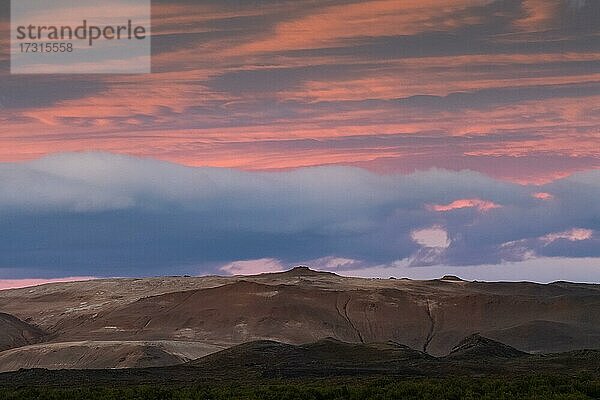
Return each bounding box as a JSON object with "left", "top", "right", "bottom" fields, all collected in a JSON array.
[{"left": 0, "top": 0, "right": 599, "bottom": 286}]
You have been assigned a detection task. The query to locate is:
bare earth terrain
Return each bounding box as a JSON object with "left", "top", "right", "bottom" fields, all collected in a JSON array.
[
  {"left": 0, "top": 313, "right": 45, "bottom": 352},
  {"left": 0, "top": 267, "right": 599, "bottom": 372}
]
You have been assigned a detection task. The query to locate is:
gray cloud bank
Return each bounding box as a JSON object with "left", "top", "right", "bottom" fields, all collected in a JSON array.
[{"left": 0, "top": 152, "right": 598, "bottom": 278}]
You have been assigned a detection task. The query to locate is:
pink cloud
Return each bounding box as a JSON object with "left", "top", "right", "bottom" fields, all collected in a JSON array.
[
  {"left": 232, "top": 0, "right": 490, "bottom": 55},
  {"left": 515, "top": 0, "right": 561, "bottom": 31},
  {"left": 220, "top": 258, "right": 285, "bottom": 276},
  {"left": 0, "top": 277, "right": 96, "bottom": 291},
  {"left": 541, "top": 228, "right": 594, "bottom": 245},
  {"left": 1, "top": 2, "right": 598, "bottom": 187},
  {"left": 533, "top": 192, "right": 554, "bottom": 200},
  {"left": 428, "top": 198, "right": 501, "bottom": 212}
]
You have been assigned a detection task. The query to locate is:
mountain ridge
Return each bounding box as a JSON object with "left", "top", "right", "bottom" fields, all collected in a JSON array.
[{"left": 1, "top": 267, "right": 599, "bottom": 371}]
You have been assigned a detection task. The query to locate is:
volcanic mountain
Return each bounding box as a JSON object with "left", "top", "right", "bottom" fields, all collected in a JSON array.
[
  {"left": 0, "top": 267, "right": 599, "bottom": 371},
  {"left": 187, "top": 337, "right": 433, "bottom": 378},
  {"left": 1, "top": 337, "right": 599, "bottom": 387},
  {"left": 445, "top": 333, "right": 527, "bottom": 359}
]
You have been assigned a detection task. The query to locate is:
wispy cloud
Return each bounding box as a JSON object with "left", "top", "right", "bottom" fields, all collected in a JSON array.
[
  {"left": 0, "top": 0, "right": 598, "bottom": 184},
  {"left": 428, "top": 199, "right": 501, "bottom": 212}
]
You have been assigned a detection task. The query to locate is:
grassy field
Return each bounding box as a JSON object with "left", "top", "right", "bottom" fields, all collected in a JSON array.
[{"left": 1, "top": 375, "right": 599, "bottom": 400}]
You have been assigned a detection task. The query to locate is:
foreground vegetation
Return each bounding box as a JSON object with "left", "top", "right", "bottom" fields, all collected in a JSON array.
[{"left": 1, "top": 375, "right": 599, "bottom": 400}]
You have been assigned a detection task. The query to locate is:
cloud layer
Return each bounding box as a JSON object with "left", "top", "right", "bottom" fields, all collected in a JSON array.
[
  {"left": 0, "top": 0, "right": 599, "bottom": 183},
  {"left": 1, "top": 152, "right": 597, "bottom": 279}
]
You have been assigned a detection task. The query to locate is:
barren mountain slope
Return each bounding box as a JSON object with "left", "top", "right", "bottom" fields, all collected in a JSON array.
[
  {"left": 52, "top": 280, "right": 434, "bottom": 350},
  {"left": 0, "top": 340, "right": 224, "bottom": 373},
  {"left": 186, "top": 337, "right": 434, "bottom": 378},
  {"left": 0, "top": 313, "right": 46, "bottom": 352},
  {"left": 1, "top": 268, "right": 599, "bottom": 357},
  {"left": 0, "top": 276, "right": 235, "bottom": 330},
  {"left": 2, "top": 337, "right": 599, "bottom": 387},
  {"left": 445, "top": 334, "right": 527, "bottom": 359}
]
